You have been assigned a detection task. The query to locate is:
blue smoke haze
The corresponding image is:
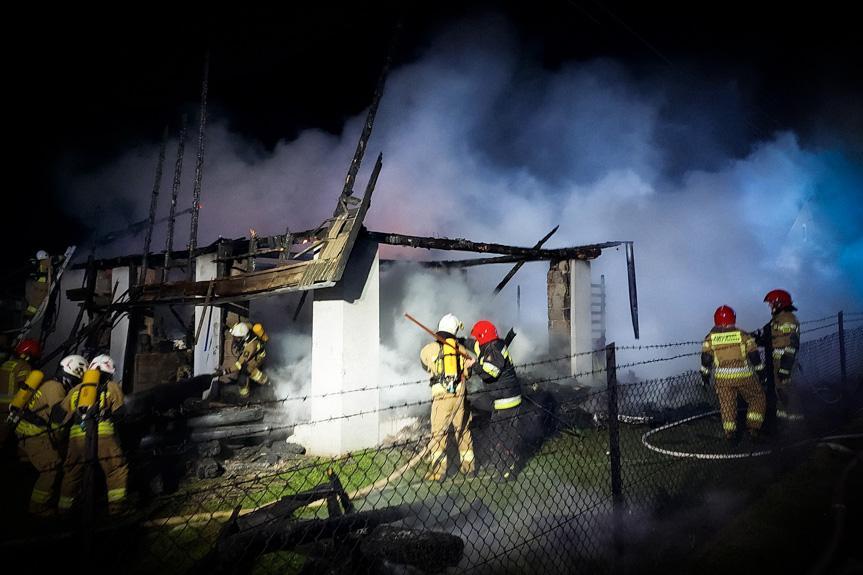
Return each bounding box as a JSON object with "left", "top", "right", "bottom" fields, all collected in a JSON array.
[{"left": 57, "top": 14, "right": 861, "bottom": 382}]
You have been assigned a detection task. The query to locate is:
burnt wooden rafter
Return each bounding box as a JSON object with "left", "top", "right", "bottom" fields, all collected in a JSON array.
[
  {"left": 131, "top": 154, "right": 382, "bottom": 306},
  {"left": 366, "top": 230, "right": 625, "bottom": 261}
]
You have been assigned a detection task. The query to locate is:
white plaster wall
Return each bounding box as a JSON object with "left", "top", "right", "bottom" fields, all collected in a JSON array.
[
  {"left": 304, "top": 238, "right": 380, "bottom": 457},
  {"left": 193, "top": 255, "right": 223, "bottom": 376},
  {"left": 570, "top": 259, "right": 595, "bottom": 381},
  {"left": 110, "top": 266, "right": 132, "bottom": 380}
]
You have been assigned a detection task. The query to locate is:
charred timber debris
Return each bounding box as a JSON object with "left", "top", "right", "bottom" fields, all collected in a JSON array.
[{"left": 189, "top": 473, "right": 465, "bottom": 575}]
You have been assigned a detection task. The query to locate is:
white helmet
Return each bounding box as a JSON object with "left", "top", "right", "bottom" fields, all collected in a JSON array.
[
  {"left": 230, "top": 322, "right": 250, "bottom": 338},
  {"left": 437, "top": 313, "right": 463, "bottom": 335},
  {"left": 36, "top": 250, "right": 49, "bottom": 260},
  {"left": 59, "top": 355, "right": 89, "bottom": 380},
  {"left": 89, "top": 354, "right": 116, "bottom": 375}
]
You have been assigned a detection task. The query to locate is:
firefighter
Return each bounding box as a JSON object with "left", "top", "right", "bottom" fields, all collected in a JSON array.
[
  {"left": 14, "top": 355, "right": 88, "bottom": 516},
  {"left": 469, "top": 319, "right": 524, "bottom": 482},
  {"left": 1, "top": 339, "right": 41, "bottom": 455},
  {"left": 24, "top": 250, "right": 64, "bottom": 318},
  {"left": 761, "top": 289, "right": 805, "bottom": 433},
  {"left": 217, "top": 321, "right": 270, "bottom": 400},
  {"left": 55, "top": 354, "right": 130, "bottom": 517},
  {"left": 419, "top": 313, "right": 476, "bottom": 482},
  {"left": 701, "top": 305, "right": 767, "bottom": 444}
]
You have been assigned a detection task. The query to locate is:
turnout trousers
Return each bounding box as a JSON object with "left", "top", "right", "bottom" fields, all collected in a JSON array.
[
  {"left": 19, "top": 433, "right": 62, "bottom": 514},
  {"left": 716, "top": 376, "right": 765, "bottom": 439},
  {"left": 59, "top": 434, "right": 129, "bottom": 515},
  {"left": 489, "top": 403, "right": 524, "bottom": 480},
  {"left": 428, "top": 387, "right": 474, "bottom": 476},
  {"left": 772, "top": 357, "right": 805, "bottom": 426}
]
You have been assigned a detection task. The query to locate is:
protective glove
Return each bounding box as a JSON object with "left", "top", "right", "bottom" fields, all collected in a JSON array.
[
  {"left": 752, "top": 329, "right": 764, "bottom": 346},
  {"left": 214, "top": 368, "right": 226, "bottom": 377},
  {"left": 701, "top": 374, "right": 711, "bottom": 390}
]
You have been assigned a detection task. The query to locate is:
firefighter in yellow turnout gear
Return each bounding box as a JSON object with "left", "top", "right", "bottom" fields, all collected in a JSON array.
[
  {"left": 1, "top": 339, "right": 41, "bottom": 455},
  {"left": 219, "top": 322, "right": 269, "bottom": 399},
  {"left": 701, "top": 306, "right": 766, "bottom": 443},
  {"left": 14, "top": 355, "right": 88, "bottom": 515},
  {"left": 761, "top": 289, "right": 805, "bottom": 431},
  {"left": 54, "top": 355, "right": 130, "bottom": 516},
  {"left": 419, "top": 314, "right": 476, "bottom": 481}
]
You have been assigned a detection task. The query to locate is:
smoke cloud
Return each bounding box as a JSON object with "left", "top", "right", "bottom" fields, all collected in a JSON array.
[{"left": 55, "top": 14, "right": 862, "bottom": 391}]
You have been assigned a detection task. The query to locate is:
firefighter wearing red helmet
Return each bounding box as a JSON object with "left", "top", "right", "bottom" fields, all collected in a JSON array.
[
  {"left": 761, "top": 289, "right": 804, "bottom": 432},
  {"left": 470, "top": 319, "right": 524, "bottom": 481},
  {"left": 1, "top": 339, "right": 41, "bottom": 453},
  {"left": 419, "top": 314, "right": 476, "bottom": 482},
  {"left": 701, "top": 306, "right": 766, "bottom": 444}
]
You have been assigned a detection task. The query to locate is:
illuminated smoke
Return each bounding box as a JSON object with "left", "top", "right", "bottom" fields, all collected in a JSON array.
[{"left": 55, "top": 13, "right": 861, "bottom": 391}]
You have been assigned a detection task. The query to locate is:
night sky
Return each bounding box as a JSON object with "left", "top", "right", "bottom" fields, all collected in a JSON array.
[{"left": 6, "top": 1, "right": 862, "bottom": 349}]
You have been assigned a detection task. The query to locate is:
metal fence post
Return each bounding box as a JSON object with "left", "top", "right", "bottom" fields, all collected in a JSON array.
[
  {"left": 838, "top": 311, "right": 847, "bottom": 393},
  {"left": 607, "top": 342, "right": 624, "bottom": 573}
]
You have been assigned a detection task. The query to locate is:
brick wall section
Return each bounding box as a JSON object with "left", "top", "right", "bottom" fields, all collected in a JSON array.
[{"left": 547, "top": 259, "right": 570, "bottom": 359}]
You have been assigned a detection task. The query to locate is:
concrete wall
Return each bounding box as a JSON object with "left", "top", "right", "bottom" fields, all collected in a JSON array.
[
  {"left": 294, "top": 237, "right": 381, "bottom": 457},
  {"left": 193, "top": 254, "right": 224, "bottom": 376},
  {"left": 109, "top": 266, "right": 132, "bottom": 380},
  {"left": 569, "top": 259, "right": 594, "bottom": 380}
]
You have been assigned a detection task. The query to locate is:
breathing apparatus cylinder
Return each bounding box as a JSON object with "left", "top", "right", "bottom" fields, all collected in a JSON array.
[
  {"left": 442, "top": 338, "right": 460, "bottom": 380},
  {"left": 77, "top": 369, "right": 101, "bottom": 410},
  {"left": 10, "top": 370, "right": 44, "bottom": 411},
  {"left": 252, "top": 323, "right": 268, "bottom": 342}
]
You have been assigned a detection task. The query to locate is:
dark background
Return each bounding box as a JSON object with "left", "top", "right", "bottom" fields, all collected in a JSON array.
[{"left": 7, "top": 1, "right": 862, "bottom": 294}]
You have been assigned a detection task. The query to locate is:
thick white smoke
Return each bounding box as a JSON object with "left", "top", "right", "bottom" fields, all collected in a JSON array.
[{"left": 56, "top": 13, "right": 861, "bottom": 390}]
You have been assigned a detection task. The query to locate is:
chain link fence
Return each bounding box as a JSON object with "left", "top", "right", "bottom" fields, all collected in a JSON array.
[{"left": 4, "top": 313, "right": 861, "bottom": 574}]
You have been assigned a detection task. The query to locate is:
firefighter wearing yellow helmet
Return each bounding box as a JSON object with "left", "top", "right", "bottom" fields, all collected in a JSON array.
[
  {"left": 701, "top": 306, "right": 766, "bottom": 444},
  {"left": 55, "top": 354, "right": 130, "bottom": 517},
  {"left": 14, "top": 355, "right": 87, "bottom": 516},
  {"left": 217, "top": 321, "right": 269, "bottom": 400}
]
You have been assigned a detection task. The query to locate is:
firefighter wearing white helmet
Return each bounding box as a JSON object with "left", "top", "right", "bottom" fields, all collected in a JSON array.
[
  {"left": 218, "top": 321, "right": 269, "bottom": 400},
  {"left": 24, "top": 250, "right": 64, "bottom": 318},
  {"left": 55, "top": 353, "right": 130, "bottom": 517},
  {"left": 419, "top": 313, "right": 475, "bottom": 482},
  {"left": 13, "top": 355, "right": 87, "bottom": 515}
]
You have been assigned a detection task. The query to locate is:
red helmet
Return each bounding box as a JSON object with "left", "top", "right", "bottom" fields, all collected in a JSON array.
[
  {"left": 15, "top": 339, "right": 41, "bottom": 360},
  {"left": 470, "top": 320, "right": 499, "bottom": 345},
  {"left": 713, "top": 306, "right": 736, "bottom": 326},
  {"left": 764, "top": 289, "right": 792, "bottom": 311}
]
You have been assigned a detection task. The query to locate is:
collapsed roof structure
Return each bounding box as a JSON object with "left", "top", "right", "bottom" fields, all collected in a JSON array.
[{"left": 21, "top": 32, "right": 640, "bottom": 456}]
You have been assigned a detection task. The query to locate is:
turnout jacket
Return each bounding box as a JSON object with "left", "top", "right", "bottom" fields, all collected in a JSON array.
[
  {"left": 224, "top": 333, "right": 266, "bottom": 376},
  {"left": 15, "top": 378, "right": 67, "bottom": 438},
  {"left": 1, "top": 358, "right": 32, "bottom": 408},
  {"left": 56, "top": 380, "right": 125, "bottom": 439},
  {"left": 764, "top": 308, "right": 800, "bottom": 382},
  {"left": 471, "top": 338, "right": 522, "bottom": 408},
  {"left": 420, "top": 331, "right": 471, "bottom": 396},
  {"left": 701, "top": 326, "right": 765, "bottom": 384}
]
